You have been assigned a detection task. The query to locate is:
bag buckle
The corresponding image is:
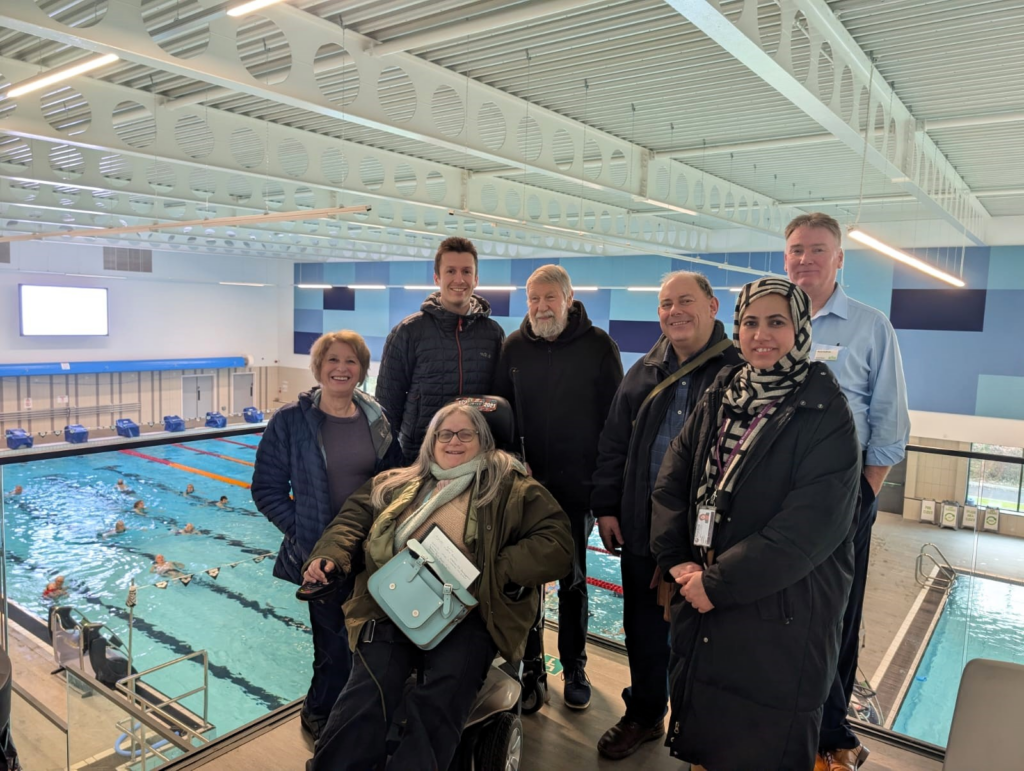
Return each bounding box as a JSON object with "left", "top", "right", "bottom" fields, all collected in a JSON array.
[
  {"left": 361, "top": 618, "right": 376, "bottom": 644},
  {"left": 442, "top": 583, "right": 453, "bottom": 617}
]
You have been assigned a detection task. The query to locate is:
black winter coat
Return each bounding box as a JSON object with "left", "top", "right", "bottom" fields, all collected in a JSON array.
[
  {"left": 650, "top": 363, "right": 859, "bottom": 771},
  {"left": 375, "top": 292, "right": 505, "bottom": 463},
  {"left": 590, "top": 321, "right": 741, "bottom": 555},
  {"left": 492, "top": 301, "right": 623, "bottom": 513},
  {"left": 251, "top": 388, "right": 401, "bottom": 584}
]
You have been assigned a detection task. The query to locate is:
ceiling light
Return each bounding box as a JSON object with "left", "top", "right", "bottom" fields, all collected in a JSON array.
[
  {"left": 66, "top": 273, "right": 126, "bottom": 280},
  {"left": 573, "top": 286, "right": 599, "bottom": 291},
  {"left": 847, "top": 229, "right": 966, "bottom": 288},
  {"left": 626, "top": 286, "right": 660, "bottom": 292},
  {"left": 220, "top": 282, "right": 267, "bottom": 287},
  {"left": 227, "top": 0, "right": 288, "bottom": 16},
  {"left": 631, "top": 197, "right": 698, "bottom": 217},
  {"left": 0, "top": 205, "right": 370, "bottom": 244},
  {"left": 403, "top": 285, "right": 436, "bottom": 290},
  {"left": 5, "top": 53, "right": 120, "bottom": 99},
  {"left": 729, "top": 287, "right": 743, "bottom": 292},
  {"left": 347, "top": 284, "right": 386, "bottom": 289},
  {"left": 296, "top": 284, "right": 331, "bottom": 289},
  {"left": 476, "top": 285, "right": 516, "bottom": 291}
]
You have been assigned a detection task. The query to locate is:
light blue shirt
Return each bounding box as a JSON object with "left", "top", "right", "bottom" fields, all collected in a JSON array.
[{"left": 809, "top": 284, "right": 910, "bottom": 467}]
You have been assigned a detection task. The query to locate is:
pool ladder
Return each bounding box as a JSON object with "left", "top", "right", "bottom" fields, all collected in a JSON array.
[{"left": 915, "top": 543, "right": 957, "bottom": 591}]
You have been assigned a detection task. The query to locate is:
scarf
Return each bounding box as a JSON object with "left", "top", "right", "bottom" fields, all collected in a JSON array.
[
  {"left": 394, "top": 457, "right": 482, "bottom": 550},
  {"left": 696, "top": 278, "right": 813, "bottom": 504}
]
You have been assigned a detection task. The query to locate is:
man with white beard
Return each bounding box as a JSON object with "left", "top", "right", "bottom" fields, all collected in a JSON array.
[{"left": 494, "top": 264, "right": 623, "bottom": 711}]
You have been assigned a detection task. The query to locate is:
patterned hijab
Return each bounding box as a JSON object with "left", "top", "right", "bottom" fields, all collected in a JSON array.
[{"left": 722, "top": 277, "right": 813, "bottom": 417}]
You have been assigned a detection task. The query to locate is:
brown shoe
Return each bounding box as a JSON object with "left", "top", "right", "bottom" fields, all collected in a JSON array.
[
  {"left": 821, "top": 743, "right": 871, "bottom": 770},
  {"left": 597, "top": 718, "right": 665, "bottom": 759}
]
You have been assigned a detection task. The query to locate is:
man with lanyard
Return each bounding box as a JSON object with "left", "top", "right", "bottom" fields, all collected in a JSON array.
[
  {"left": 592, "top": 271, "right": 741, "bottom": 760},
  {"left": 784, "top": 213, "right": 910, "bottom": 771}
]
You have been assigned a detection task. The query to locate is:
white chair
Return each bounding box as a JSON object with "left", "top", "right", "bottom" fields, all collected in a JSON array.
[{"left": 943, "top": 658, "right": 1024, "bottom": 770}]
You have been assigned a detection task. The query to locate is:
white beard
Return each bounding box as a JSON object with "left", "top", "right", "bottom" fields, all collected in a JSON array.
[{"left": 531, "top": 312, "right": 568, "bottom": 340}]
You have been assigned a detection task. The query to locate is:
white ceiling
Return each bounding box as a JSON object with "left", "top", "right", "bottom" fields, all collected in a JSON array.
[{"left": 0, "top": 0, "right": 1020, "bottom": 266}]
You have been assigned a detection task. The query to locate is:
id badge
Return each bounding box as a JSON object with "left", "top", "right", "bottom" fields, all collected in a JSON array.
[
  {"left": 813, "top": 344, "right": 841, "bottom": 362},
  {"left": 694, "top": 505, "right": 716, "bottom": 547}
]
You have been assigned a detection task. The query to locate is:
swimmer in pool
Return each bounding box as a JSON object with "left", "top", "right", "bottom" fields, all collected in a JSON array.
[
  {"left": 216, "top": 496, "right": 228, "bottom": 508},
  {"left": 185, "top": 484, "right": 195, "bottom": 495},
  {"left": 7, "top": 485, "right": 23, "bottom": 496},
  {"left": 43, "top": 576, "right": 67, "bottom": 600},
  {"left": 174, "top": 523, "right": 197, "bottom": 536},
  {"left": 133, "top": 500, "right": 146, "bottom": 513},
  {"left": 100, "top": 520, "right": 127, "bottom": 538},
  {"left": 150, "top": 554, "right": 186, "bottom": 578},
  {"left": 116, "top": 479, "right": 131, "bottom": 493}
]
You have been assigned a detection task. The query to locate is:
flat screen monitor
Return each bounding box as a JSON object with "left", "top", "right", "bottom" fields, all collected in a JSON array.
[{"left": 19, "top": 284, "right": 109, "bottom": 336}]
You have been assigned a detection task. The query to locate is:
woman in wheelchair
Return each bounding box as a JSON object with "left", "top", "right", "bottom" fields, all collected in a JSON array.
[{"left": 304, "top": 402, "right": 572, "bottom": 771}]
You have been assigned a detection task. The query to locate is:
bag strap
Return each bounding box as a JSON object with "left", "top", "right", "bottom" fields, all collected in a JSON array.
[
  {"left": 407, "top": 539, "right": 478, "bottom": 608},
  {"left": 635, "top": 338, "right": 733, "bottom": 423}
]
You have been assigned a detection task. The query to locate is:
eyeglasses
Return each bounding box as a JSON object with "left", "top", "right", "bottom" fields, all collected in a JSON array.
[{"left": 435, "top": 429, "right": 479, "bottom": 443}]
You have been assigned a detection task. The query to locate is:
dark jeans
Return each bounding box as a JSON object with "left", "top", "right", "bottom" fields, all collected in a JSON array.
[
  {"left": 303, "top": 596, "right": 353, "bottom": 725},
  {"left": 558, "top": 511, "right": 595, "bottom": 670},
  {"left": 820, "top": 473, "right": 878, "bottom": 751},
  {"left": 308, "top": 613, "right": 497, "bottom": 771},
  {"left": 620, "top": 549, "right": 671, "bottom": 726}
]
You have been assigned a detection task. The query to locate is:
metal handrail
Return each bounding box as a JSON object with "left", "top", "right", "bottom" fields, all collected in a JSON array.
[
  {"left": 116, "top": 650, "right": 213, "bottom": 749},
  {"left": 915, "top": 542, "right": 958, "bottom": 590},
  {"left": 11, "top": 680, "right": 68, "bottom": 734}
]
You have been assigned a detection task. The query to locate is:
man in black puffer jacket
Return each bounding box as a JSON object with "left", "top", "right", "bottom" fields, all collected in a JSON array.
[
  {"left": 494, "top": 264, "right": 623, "bottom": 712},
  {"left": 376, "top": 237, "right": 505, "bottom": 463}
]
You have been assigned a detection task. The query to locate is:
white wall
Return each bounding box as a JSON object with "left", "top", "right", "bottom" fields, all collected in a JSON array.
[{"left": 2, "top": 241, "right": 282, "bottom": 365}]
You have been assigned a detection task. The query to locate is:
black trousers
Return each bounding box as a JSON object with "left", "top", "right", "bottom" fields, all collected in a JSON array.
[
  {"left": 558, "top": 511, "right": 595, "bottom": 669},
  {"left": 819, "top": 474, "right": 878, "bottom": 751},
  {"left": 620, "top": 549, "right": 671, "bottom": 726},
  {"left": 308, "top": 613, "right": 497, "bottom": 771},
  {"left": 304, "top": 595, "right": 353, "bottom": 725}
]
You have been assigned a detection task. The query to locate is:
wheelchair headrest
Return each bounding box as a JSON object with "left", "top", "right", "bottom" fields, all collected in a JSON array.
[{"left": 446, "top": 395, "right": 516, "bottom": 453}]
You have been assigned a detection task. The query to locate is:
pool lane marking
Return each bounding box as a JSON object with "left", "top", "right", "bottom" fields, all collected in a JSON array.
[
  {"left": 214, "top": 437, "right": 260, "bottom": 450},
  {"left": 587, "top": 545, "right": 618, "bottom": 557},
  {"left": 120, "top": 449, "right": 251, "bottom": 489},
  {"left": 173, "top": 443, "right": 255, "bottom": 467},
  {"left": 587, "top": 576, "right": 623, "bottom": 595}
]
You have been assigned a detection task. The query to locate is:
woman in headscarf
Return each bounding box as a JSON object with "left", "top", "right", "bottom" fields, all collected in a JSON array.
[{"left": 651, "top": 277, "right": 860, "bottom": 771}]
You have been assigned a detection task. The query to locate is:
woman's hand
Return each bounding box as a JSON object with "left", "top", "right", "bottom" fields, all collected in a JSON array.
[
  {"left": 668, "top": 562, "right": 702, "bottom": 582},
  {"left": 303, "top": 559, "right": 336, "bottom": 585},
  {"left": 679, "top": 571, "right": 715, "bottom": 613}
]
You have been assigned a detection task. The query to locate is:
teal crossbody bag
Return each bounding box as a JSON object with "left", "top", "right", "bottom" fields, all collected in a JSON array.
[{"left": 367, "top": 538, "right": 478, "bottom": 650}]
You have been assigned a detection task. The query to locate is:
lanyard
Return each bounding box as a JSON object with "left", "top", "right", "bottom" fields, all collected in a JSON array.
[{"left": 714, "top": 399, "right": 779, "bottom": 483}]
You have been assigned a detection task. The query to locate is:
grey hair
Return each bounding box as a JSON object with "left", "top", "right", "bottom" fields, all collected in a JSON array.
[
  {"left": 370, "top": 403, "right": 517, "bottom": 511},
  {"left": 526, "top": 264, "right": 573, "bottom": 301},
  {"left": 660, "top": 270, "right": 714, "bottom": 300}
]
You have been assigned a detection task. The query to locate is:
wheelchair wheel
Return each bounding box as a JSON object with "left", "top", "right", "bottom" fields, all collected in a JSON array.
[
  {"left": 519, "top": 678, "right": 548, "bottom": 716},
  {"left": 475, "top": 712, "right": 522, "bottom": 771}
]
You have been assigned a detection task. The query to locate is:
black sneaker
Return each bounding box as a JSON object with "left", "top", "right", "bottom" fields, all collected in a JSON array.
[{"left": 562, "top": 665, "right": 591, "bottom": 710}]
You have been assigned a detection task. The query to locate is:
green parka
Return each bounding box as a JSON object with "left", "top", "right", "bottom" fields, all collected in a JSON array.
[{"left": 305, "top": 466, "right": 573, "bottom": 662}]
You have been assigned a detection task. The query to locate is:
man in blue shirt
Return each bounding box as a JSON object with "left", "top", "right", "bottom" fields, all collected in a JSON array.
[
  {"left": 785, "top": 213, "right": 910, "bottom": 771},
  {"left": 592, "top": 272, "right": 740, "bottom": 760}
]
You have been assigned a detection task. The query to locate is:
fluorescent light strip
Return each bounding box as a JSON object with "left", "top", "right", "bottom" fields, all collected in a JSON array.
[
  {"left": 220, "top": 281, "right": 267, "bottom": 287},
  {"left": 476, "top": 285, "right": 516, "bottom": 291},
  {"left": 347, "top": 284, "right": 386, "bottom": 290},
  {"left": 632, "top": 196, "right": 698, "bottom": 217},
  {"left": 296, "top": 284, "right": 332, "bottom": 289},
  {"left": 729, "top": 287, "right": 743, "bottom": 292},
  {"left": 227, "top": 0, "right": 287, "bottom": 16},
  {"left": 847, "top": 229, "right": 966, "bottom": 288},
  {"left": 403, "top": 285, "right": 436, "bottom": 290},
  {"left": 626, "top": 286, "right": 660, "bottom": 292},
  {"left": 573, "top": 286, "right": 599, "bottom": 291},
  {"left": 6, "top": 53, "right": 120, "bottom": 99},
  {"left": 66, "top": 273, "right": 126, "bottom": 280}
]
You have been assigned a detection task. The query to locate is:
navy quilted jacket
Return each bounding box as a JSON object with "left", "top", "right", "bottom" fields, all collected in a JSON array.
[
  {"left": 375, "top": 292, "right": 505, "bottom": 463},
  {"left": 251, "top": 387, "right": 401, "bottom": 584}
]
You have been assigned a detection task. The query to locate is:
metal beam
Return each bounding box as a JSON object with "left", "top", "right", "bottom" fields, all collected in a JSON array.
[{"left": 664, "top": 0, "right": 989, "bottom": 244}]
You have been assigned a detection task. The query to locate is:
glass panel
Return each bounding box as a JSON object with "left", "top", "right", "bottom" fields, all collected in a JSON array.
[
  {"left": 967, "top": 444, "right": 1023, "bottom": 512},
  {"left": 9, "top": 687, "right": 68, "bottom": 770}
]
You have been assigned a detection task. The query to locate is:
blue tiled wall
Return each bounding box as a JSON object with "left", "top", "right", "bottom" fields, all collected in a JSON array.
[{"left": 293, "top": 246, "right": 1024, "bottom": 420}]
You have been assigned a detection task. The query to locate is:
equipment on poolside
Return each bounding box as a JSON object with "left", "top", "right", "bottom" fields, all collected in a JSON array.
[
  {"left": 5, "top": 429, "right": 32, "bottom": 450},
  {"left": 163, "top": 415, "right": 186, "bottom": 432},
  {"left": 242, "top": 407, "right": 264, "bottom": 423},
  {"left": 115, "top": 419, "right": 140, "bottom": 438},
  {"left": 64, "top": 424, "right": 89, "bottom": 444},
  {"left": 204, "top": 412, "right": 227, "bottom": 429}
]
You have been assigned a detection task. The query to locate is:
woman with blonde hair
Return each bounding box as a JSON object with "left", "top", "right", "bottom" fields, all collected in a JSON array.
[
  {"left": 252, "top": 330, "right": 401, "bottom": 740},
  {"left": 304, "top": 402, "right": 572, "bottom": 771}
]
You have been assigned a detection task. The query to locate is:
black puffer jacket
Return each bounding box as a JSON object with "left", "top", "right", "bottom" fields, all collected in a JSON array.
[
  {"left": 493, "top": 301, "right": 623, "bottom": 514},
  {"left": 590, "top": 321, "right": 741, "bottom": 555},
  {"left": 376, "top": 292, "right": 505, "bottom": 463},
  {"left": 650, "top": 363, "right": 859, "bottom": 771}
]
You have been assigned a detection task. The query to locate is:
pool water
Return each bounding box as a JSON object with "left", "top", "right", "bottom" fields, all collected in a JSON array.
[
  {"left": 1, "top": 435, "right": 313, "bottom": 737},
  {"left": 893, "top": 574, "right": 1024, "bottom": 747},
  {"left": 544, "top": 533, "right": 626, "bottom": 643}
]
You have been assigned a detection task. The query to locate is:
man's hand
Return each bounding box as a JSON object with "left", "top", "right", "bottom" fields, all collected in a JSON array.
[
  {"left": 863, "top": 465, "right": 890, "bottom": 497},
  {"left": 679, "top": 571, "right": 714, "bottom": 613},
  {"left": 303, "top": 558, "right": 336, "bottom": 585},
  {"left": 668, "top": 562, "right": 702, "bottom": 582},
  {"left": 597, "top": 516, "right": 624, "bottom": 555}
]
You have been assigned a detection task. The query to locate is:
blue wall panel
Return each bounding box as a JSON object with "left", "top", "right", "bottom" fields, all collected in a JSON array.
[
  {"left": 323, "top": 262, "right": 355, "bottom": 286},
  {"left": 609, "top": 320, "right": 662, "bottom": 354},
  {"left": 976, "top": 375, "right": 1024, "bottom": 421},
  {"left": 842, "top": 249, "right": 894, "bottom": 316},
  {"left": 294, "top": 309, "right": 323, "bottom": 334},
  {"left": 294, "top": 331, "right": 320, "bottom": 356},
  {"left": 988, "top": 246, "right": 1024, "bottom": 290},
  {"left": 323, "top": 287, "right": 356, "bottom": 311},
  {"left": 354, "top": 261, "right": 390, "bottom": 284},
  {"left": 294, "top": 286, "right": 323, "bottom": 311},
  {"left": 890, "top": 289, "right": 987, "bottom": 332}
]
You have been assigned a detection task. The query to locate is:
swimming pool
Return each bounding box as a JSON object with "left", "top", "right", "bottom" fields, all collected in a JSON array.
[
  {"left": 892, "top": 574, "right": 1024, "bottom": 747},
  {"left": 1, "top": 434, "right": 312, "bottom": 738},
  {"left": 543, "top": 533, "right": 625, "bottom": 644}
]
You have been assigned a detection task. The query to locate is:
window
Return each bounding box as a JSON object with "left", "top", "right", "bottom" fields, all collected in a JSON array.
[{"left": 966, "top": 444, "right": 1023, "bottom": 513}]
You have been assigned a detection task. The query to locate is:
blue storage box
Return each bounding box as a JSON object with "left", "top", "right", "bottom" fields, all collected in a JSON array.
[
  {"left": 115, "top": 419, "right": 140, "bottom": 438},
  {"left": 64, "top": 424, "right": 89, "bottom": 444},
  {"left": 163, "top": 415, "right": 186, "bottom": 432},
  {"left": 5, "top": 428, "right": 33, "bottom": 450},
  {"left": 243, "top": 407, "right": 264, "bottom": 423},
  {"left": 205, "top": 412, "right": 227, "bottom": 428}
]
